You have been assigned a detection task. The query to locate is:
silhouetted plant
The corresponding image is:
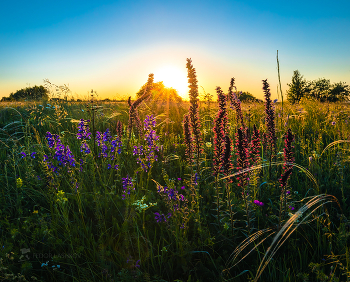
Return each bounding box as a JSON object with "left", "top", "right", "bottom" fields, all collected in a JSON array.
[{"left": 186, "top": 58, "right": 202, "bottom": 172}]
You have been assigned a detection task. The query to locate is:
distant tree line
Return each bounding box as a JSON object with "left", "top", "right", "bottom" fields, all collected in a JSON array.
[
  {"left": 286, "top": 70, "right": 350, "bottom": 103},
  {"left": 1, "top": 85, "right": 49, "bottom": 102}
]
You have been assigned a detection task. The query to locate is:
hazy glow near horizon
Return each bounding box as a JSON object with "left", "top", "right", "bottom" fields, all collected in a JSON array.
[
  {"left": 0, "top": 0, "right": 349, "bottom": 101},
  {"left": 153, "top": 66, "right": 188, "bottom": 99}
]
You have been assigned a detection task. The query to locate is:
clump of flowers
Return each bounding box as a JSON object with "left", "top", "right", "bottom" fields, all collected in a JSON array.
[
  {"left": 44, "top": 132, "right": 76, "bottom": 174},
  {"left": 77, "top": 119, "right": 91, "bottom": 140},
  {"left": 133, "top": 115, "right": 159, "bottom": 172}
]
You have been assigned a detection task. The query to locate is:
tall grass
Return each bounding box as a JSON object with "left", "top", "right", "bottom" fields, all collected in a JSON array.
[{"left": 0, "top": 59, "right": 350, "bottom": 282}]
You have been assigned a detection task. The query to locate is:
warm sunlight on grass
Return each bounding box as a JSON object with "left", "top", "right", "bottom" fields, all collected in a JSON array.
[{"left": 153, "top": 65, "right": 188, "bottom": 99}]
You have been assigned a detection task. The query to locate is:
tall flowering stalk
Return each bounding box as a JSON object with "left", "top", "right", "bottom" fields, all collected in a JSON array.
[
  {"left": 278, "top": 128, "right": 295, "bottom": 230},
  {"left": 186, "top": 58, "right": 202, "bottom": 172},
  {"left": 262, "top": 79, "right": 277, "bottom": 176},
  {"left": 235, "top": 127, "right": 252, "bottom": 235},
  {"left": 248, "top": 124, "right": 262, "bottom": 209},
  {"left": 116, "top": 120, "right": 123, "bottom": 140},
  {"left": 213, "top": 86, "right": 228, "bottom": 222},
  {"left": 213, "top": 87, "right": 228, "bottom": 175},
  {"left": 183, "top": 114, "right": 193, "bottom": 165},
  {"left": 128, "top": 73, "right": 154, "bottom": 142},
  {"left": 222, "top": 134, "right": 234, "bottom": 235},
  {"left": 228, "top": 78, "right": 245, "bottom": 129}
]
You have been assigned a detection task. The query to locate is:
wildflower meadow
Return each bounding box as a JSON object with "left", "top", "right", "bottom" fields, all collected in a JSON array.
[{"left": 1, "top": 58, "right": 350, "bottom": 281}]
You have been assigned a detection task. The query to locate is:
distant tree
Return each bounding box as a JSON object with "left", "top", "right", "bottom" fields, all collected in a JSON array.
[
  {"left": 136, "top": 81, "right": 183, "bottom": 102},
  {"left": 328, "top": 81, "right": 350, "bottom": 102},
  {"left": 237, "top": 91, "right": 262, "bottom": 102},
  {"left": 307, "top": 78, "right": 349, "bottom": 102},
  {"left": 1, "top": 85, "right": 49, "bottom": 102},
  {"left": 286, "top": 70, "right": 312, "bottom": 104},
  {"left": 307, "top": 78, "right": 331, "bottom": 102}
]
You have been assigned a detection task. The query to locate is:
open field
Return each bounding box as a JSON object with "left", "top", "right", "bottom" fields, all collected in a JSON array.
[{"left": 1, "top": 94, "right": 350, "bottom": 281}]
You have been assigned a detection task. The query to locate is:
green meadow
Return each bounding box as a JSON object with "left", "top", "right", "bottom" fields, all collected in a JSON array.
[{"left": 1, "top": 75, "right": 350, "bottom": 282}]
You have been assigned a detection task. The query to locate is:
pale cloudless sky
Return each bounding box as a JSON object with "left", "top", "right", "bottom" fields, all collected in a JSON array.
[{"left": 1, "top": 0, "right": 349, "bottom": 100}]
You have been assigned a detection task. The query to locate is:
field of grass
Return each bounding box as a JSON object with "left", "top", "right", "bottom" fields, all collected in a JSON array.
[{"left": 1, "top": 81, "right": 350, "bottom": 282}]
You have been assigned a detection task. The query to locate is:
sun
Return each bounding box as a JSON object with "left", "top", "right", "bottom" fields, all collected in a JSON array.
[{"left": 153, "top": 66, "right": 188, "bottom": 99}]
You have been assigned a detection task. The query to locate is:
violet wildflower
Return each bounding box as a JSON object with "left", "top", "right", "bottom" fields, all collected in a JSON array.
[
  {"left": 331, "top": 121, "right": 336, "bottom": 125},
  {"left": 133, "top": 115, "right": 159, "bottom": 172},
  {"left": 20, "top": 152, "right": 26, "bottom": 158},
  {"left": 80, "top": 142, "right": 91, "bottom": 154},
  {"left": 122, "top": 175, "right": 134, "bottom": 200},
  {"left": 31, "top": 152, "right": 37, "bottom": 158},
  {"left": 76, "top": 119, "right": 91, "bottom": 140},
  {"left": 254, "top": 200, "right": 264, "bottom": 206},
  {"left": 154, "top": 212, "right": 171, "bottom": 223}
]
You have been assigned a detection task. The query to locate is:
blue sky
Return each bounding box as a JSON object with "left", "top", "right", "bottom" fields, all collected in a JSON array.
[{"left": 1, "top": 0, "right": 349, "bottom": 100}]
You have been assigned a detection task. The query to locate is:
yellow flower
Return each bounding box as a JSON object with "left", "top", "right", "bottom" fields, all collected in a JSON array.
[
  {"left": 56, "top": 190, "right": 68, "bottom": 203},
  {"left": 206, "top": 142, "right": 212, "bottom": 148},
  {"left": 16, "top": 178, "right": 23, "bottom": 188},
  {"left": 33, "top": 210, "right": 38, "bottom": 214}
]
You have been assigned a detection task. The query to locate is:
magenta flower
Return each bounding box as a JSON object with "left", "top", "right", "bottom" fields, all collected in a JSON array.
[{"left": 254, "top": 200, "right": 264, "bottom": 206}]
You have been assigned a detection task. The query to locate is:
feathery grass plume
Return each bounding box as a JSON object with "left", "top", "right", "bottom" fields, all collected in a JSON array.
[
  {"left": 183, "top": 114, "right": 193, "bottom": 164},
  {"left": 213, "top": 86, "right": 228, "bottom": 223},
  {"left": 127, "top": 73, "right": 154, "bottom": 140},
  {"left": 186, "top": 58, "right": 202, "bottom": 171},
  {"left": 235, "top": 127, "right": 252, "bottom": 235},
  {"left": 116, "top": 120, "right": 123, "bottom": 140},
  {"left": 278, "top": 128, "right": 295, "bottom": 230},
  {"left": 228, "top": 78, "right": 245, "bottom": 129},
  {"left": 262, "top": 79, "right": 277, "bottom": 176}
]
